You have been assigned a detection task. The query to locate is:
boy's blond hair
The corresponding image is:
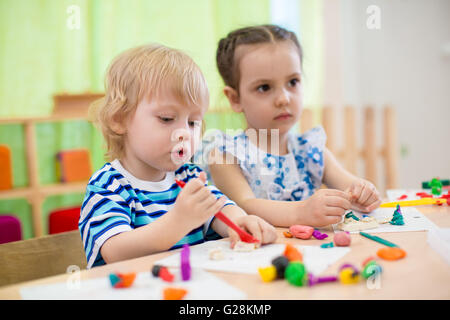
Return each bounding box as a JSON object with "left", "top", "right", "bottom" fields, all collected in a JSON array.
[{"left": 91, "top": 44, "right": 209, "bottom": 161}]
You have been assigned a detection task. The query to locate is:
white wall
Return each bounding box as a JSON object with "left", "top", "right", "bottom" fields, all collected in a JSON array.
[{"left": 325, "top": 0, "right": 450, "bottom": 190}]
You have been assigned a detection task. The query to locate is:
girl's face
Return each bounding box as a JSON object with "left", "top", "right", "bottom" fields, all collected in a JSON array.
[
  {"left": 120, "top": 84, "right": 206, "bottom": 181},
  {"left": 229, "top": 41, "right": 303, "bottom": 136}
]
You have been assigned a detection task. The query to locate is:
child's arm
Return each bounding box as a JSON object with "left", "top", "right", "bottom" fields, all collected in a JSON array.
[
  {"left": 209, "top": 149, "right": 351, "bottom": 227},
  {"left": 322, "top": 148, "right": 381, "bottom": 212},
  {"left": 101, "top": 176, "right": 226, "bottom": 264}
]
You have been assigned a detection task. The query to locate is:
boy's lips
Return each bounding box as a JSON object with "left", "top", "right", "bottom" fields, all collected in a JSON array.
[{"left": 274, "top": 113, "right": 293, "bottom": 120}]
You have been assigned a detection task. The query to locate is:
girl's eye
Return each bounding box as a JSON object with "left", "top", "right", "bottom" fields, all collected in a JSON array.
[
  {"left": 257, "top": 84, "right": 270, "bottom": 92},
  {"left": 289, "top": 78, "right": 300, "bottom": 87}
]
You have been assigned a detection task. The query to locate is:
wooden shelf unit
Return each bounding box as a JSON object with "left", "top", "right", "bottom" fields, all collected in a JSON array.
[{"left": 0, "top": 115, "right": 90, "bottom": 238}]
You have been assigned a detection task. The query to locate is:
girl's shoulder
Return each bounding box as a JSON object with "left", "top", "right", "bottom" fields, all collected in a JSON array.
[{"left": 289, "top": 126, "right": 327, "bottom": 152}]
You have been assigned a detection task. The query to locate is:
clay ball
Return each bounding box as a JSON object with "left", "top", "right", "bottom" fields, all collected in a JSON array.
[{"left": 334, "top": 231, "right": 351, "bottom": 246}]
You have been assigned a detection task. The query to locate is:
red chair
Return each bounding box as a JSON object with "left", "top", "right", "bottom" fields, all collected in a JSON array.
[
  {"left": 0, "top": 215, "right": 22, "bottom": 244},
  {"left": 49, "top": 206, "right": 81, "bottom": 234}
]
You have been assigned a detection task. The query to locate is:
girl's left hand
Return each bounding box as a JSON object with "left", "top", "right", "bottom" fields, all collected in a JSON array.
[
  {"left": 228, "top": 215, "right": 277, "bottom": 249},
  {"left": 346, "top": 179, "right": 382, "bottom": 213}
]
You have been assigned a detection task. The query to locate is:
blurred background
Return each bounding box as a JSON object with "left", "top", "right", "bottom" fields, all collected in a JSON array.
[{"left": 0, "top": 0, "right": 449, "bottom": 239}]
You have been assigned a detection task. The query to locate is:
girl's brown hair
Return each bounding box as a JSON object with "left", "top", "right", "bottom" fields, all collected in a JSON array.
[{"left": 216, "top": 24, "right": 303, "bottom": 92}]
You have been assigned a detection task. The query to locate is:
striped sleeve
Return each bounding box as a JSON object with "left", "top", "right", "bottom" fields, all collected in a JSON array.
[{"left": 79, "top": 184, "right": 133, "bottom": 268}]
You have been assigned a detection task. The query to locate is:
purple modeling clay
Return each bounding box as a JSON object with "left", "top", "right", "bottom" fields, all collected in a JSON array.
[
  {"left": 307, "top": 273, "right": 338, "bottom": 286},
  {"left": 181, "top": 244, "right": 191, "bottom": 281},
  {"left": 312, "top": 229, "right": 328, "bottom": 240}
]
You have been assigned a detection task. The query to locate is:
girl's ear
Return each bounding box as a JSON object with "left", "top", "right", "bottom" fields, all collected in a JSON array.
[{"left": 223, "top": 86, "right": 243, "bottom": 113}]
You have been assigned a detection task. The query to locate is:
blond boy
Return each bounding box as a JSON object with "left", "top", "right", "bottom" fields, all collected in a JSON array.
[{"left": 79, "top": 44, "right": 276, "bottom": 268}]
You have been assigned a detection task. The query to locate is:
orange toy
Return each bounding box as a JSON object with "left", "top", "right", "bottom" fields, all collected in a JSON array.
[
  {"left": 56, "top": 149, "right": 92, "bottom": 182},
  {"left": 163, "top": 287, "right": 188, "bottom": 300},
  {"left": 0, "top": 145, "right": 12, "bottom": 190},
  {"left": 377, "top": 247, "right": 407, "bottom": 261},
  {"left": 283, "top": 243, "right": 303, "bottom": 262},
  {"left": 283, "top": 231, "right": 293, "bottom": 238}
]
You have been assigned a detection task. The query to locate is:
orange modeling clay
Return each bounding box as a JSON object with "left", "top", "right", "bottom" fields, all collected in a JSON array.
[
  {"left": 283, "top": 243, "right": 303, "bottom": 262},
  {"left": 163, "top": 287, "right": 188, "bottom": 300},
  {"left": 377, "top": 247, "right": 407, "bottom": 261}
]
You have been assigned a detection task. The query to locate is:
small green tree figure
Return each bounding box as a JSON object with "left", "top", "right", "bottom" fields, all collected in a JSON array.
[
  {"left": 390, "top": 204, "right": 405, "bottom": 225},
  {"left": 430, "top": 178, "right": 443, "bottom": 196}
]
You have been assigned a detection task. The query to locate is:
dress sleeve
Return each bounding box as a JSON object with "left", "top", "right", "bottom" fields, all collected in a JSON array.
[{"left": 79, "top": 184, "right": 132, "bottom": 268}]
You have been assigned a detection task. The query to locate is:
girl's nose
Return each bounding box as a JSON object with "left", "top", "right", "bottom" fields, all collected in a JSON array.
[{"left": 275, "top": 89, "right": 290, "bottom": 108}]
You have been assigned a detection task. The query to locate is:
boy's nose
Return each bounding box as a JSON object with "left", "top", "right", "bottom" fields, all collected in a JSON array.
[
  {"left": 275, "top": 89, "right": 290, "bottom": 108},
  {"left": 171, "top": 128, "right": 191, "bottom": 142}
]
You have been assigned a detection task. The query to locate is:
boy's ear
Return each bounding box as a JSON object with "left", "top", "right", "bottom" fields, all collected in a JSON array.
[
  {"left": 223, "top": 86, "right": 243, "bottom": 113},
  {"left": 110, "top": 113, "right": 127, "bottom": 135}
]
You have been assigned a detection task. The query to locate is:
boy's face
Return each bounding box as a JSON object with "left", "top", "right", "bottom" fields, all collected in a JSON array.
[
  {"left": 232, "top": 41, "right": 303, "bottom": 136},
  {"left": 121, "top": 84, "right": 207, "bottom": 181}
]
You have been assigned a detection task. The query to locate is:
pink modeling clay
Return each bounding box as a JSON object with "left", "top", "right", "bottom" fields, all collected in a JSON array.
[
  {"left": 334, "top": 231, "right": 351, "bottom": 247},
  {"left": 289, "top": 225, "right": 314, "bottom": 240}
]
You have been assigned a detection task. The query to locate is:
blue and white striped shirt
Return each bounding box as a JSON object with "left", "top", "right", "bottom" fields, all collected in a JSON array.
[{"left": 79, "top": 159, "right": 235, "bottom": 268}]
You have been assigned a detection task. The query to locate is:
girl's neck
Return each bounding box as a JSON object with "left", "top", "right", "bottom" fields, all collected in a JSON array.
[{"left": 245, "top": 127, "right": 290, "bottom": 155}]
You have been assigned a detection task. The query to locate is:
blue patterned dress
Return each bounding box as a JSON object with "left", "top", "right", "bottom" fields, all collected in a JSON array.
[{"left": 193, "top": 127, "right": 326, "bottom": 201}]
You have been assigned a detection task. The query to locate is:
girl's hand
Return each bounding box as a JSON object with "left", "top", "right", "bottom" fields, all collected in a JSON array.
[
  {"left": 300, "top": 189, "right": 352, "bottom": 227},
  {"left": 346, "top": 179, "right": 382, "bottom": 212},
  {"left": 172, "top": 172, "right": 227, "bottom": 229},
  {"left": 228, "top": 215, "right": 277, "bottom": 249}
]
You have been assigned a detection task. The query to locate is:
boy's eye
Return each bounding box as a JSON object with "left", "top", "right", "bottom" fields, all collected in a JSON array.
[
  {"left": 257, "top": 84, "right": 270, "bottom": 92},
  {"left": 189, "top": 120, "right": 201, "bottom": 128},
  {"left": 159, "top": 116, "right": 174, "bottom": 123}
]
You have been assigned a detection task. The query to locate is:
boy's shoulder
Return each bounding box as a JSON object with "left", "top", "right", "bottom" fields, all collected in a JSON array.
[{"left": 87, "top": 162, "right": 124, "bottom": 190}]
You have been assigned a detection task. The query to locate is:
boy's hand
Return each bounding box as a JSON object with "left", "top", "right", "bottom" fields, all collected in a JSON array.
[
  {"left": 172, "top": 172, "right": 227, "bottom": 229},
  {"left": 300, "top": 189, "right": 352, "bottom": 227},
  {"left": 228, "top": 215, "right": 277, "bottom": 249},
  {"left": 346, "top": 179, "right": 381, "bottom": 212}
]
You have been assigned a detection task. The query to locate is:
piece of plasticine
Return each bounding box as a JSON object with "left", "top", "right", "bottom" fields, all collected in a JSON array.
[
  {"left": 283, "top": 243, "right": 303, "bottom": 262},
  {"left": 271, "top": 255, "right": 290, "bottom": 279},
  {"left": 339, "top": 267, "right": 360, "bottom": 285},
  {"left": 163, "top": 287, "right": 188, "bottom": 300},
  {"left": 377, "top": 247, "right": 407, "bottom": 261},
  {"left": 258, "top": 265, "right": 277, "bottom": 282},
  {"left": 159, "top": 266, "right": 175, "bottom": 282},
  {"left": 180, "top": 244, "right": 191, "bottom": 281},
  {"left": 361, "top": 261, "right": 383, "bottom": 279},
  {"left": 320, "top": 242, "right": 335, "bottom": 248},
  {"left": 312, "top": 229, "right": 328, "bottom": 240},
  {"left": 283, "top": 231, "right": 293, "bottom": 238},
  {"left": 289, "top": 225, "right": 314, "bottom": 240},
  {"left": 334, "top": 231, "right": 351, "bottom": 246},
  {"left": 285, "top": 262, "right": 307, "bottom": 286},
  {"left": 109, "top": 272, "right": 136, "bottom": 288}
]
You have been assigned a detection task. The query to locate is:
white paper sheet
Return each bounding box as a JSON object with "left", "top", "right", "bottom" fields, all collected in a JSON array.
[
  {"left": 332, "top": 207, "right": 437, "bottom": 234},
  {"left": 155, "top": 241, "right": 350, "bottom": 276},
  {"left": 20, "top": 268, "right": 246, "bottom": 300}
]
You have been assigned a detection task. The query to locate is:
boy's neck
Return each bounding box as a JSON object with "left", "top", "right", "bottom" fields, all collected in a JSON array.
[
  {"left": 245, "top": 128, "right": 290, "bottom": 155},
  {"left": 119, "top": 156, "right": 166, "bottom": 182}
]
